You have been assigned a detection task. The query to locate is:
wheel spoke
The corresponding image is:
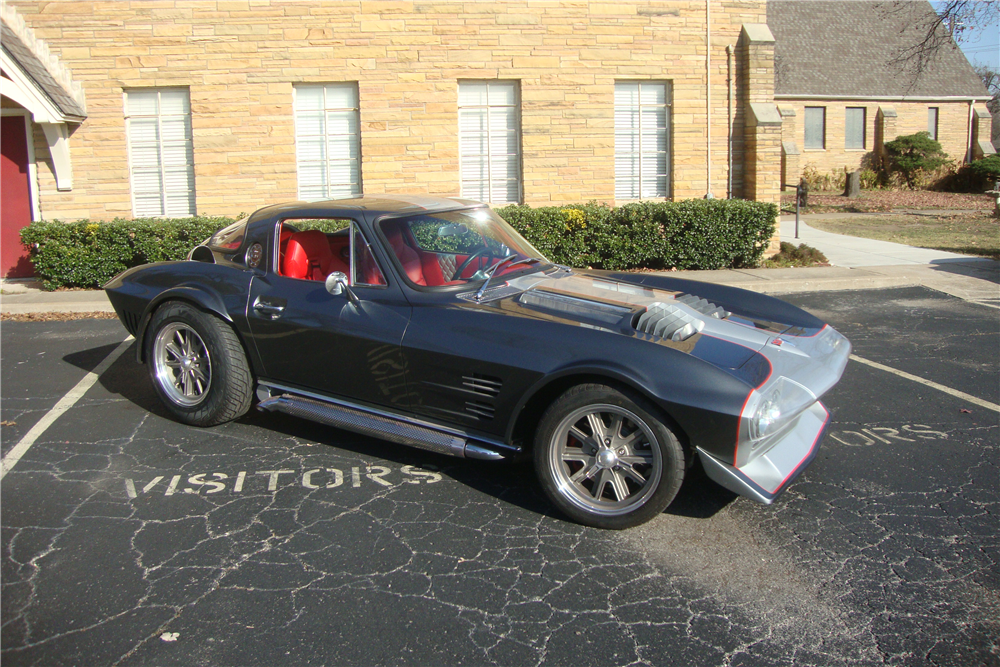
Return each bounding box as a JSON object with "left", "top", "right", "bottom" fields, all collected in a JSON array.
[
  {"left": 608, "top": 469, "right": 630, "bottom": 501},
  {"left": 608, "top": 414, "right": 624, "bottom": 440},
  {"left": 190, "top": 365, "right": 209, "bottom": 384},
  {"left": 571, "top": 463, "right": 599, "bottom": 483},
  {"left": 568, "top": 425, "right": 592, "bottom": 447},
  {"left": 620, "top": 429, "right": 646, "bottom": 448},
  {"left": 562, "top": 451, "right": 590, "bottom": 464},
  {"left": 619, "top": 453, "right": 653, "bottom": 467},
  {"left": 618, "top": 462, "right": 647, "bottom": 485},
  {"left": 585, "top": 413, "right": 606, "bottom": 440},
  {"left": 165, "top": 342, "right": 184, "bottom": 360}
]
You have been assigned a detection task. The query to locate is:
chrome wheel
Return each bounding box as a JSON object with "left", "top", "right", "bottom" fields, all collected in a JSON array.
[
  {"left": 548, "top": 404, "right": 662, "bottom": 517},
  {"left": 152, "top": 322, "right": 212, "bottom": 407}
]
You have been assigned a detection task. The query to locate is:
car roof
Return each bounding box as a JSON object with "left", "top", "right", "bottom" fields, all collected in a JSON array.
[{"left": 248, "top": 194, "right": 485, "bottom": 224}]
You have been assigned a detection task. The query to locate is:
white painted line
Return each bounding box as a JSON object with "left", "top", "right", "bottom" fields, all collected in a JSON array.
[
  {"left": 1, "top": 336, "right": 133, "bottom": 479},
  {"left": 850, "top": 354, "right": 1000, "bottom": 414}
]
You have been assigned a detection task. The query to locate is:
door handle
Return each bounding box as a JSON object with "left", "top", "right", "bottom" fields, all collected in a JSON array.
[{"left": 253, "top": 297, "right": 285, "bottom": 318}]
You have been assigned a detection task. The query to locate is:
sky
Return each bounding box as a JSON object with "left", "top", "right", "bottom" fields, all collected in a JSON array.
[{"left": 933, "top": 1, "right": 1000, "bottom": 70}]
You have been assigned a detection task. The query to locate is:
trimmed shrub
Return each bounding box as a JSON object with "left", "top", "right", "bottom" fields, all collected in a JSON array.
[
  {"left": 22, "top": 199, "right": 777, "bottom": 289},
  {"left": 497, "top": 199, "right": 777, "bottom": 271},
  {"left": 885, "top": 132, "right": 950, "bottom": 189},
  {"left": 969, "top": 154, "right": 1000, "bottom": 184},
  {"left": 20, "top": 216, "right": 237, "bottom": 290}
]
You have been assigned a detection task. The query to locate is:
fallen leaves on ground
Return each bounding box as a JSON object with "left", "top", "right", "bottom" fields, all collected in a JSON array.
[{"left": 0, "top": 311, "right": 118, "bottom": 322}]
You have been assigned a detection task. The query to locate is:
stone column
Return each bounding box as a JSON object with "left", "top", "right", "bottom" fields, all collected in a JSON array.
[
  {"left": 875, "top": 105, "right": 897, "bottom": 172},
  {"left": 779, "top": 106, "right": 799, "bottom": 191},
  {"left": 739, "top": 24, "right": 782, "bottom": 255},
  {"left": 972, "top": 106, "right": 997, "bottom": 160}
]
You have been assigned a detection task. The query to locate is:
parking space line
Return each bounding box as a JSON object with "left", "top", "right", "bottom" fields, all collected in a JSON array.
[
  {"left": 850, "top": 354, "right": 1000, "bottom": 414},
  {"left": 1, "top": 336, "right": 133, "bottom": 480}
]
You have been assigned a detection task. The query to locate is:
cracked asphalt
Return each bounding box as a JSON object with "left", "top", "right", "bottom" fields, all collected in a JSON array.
[{"left": 2, "top": 286, "right": 997, "bottom": 666}]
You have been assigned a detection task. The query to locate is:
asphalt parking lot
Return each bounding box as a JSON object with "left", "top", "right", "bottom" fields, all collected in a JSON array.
[{"left": 2, "top": 286, "right": 998, "bottom": 667}]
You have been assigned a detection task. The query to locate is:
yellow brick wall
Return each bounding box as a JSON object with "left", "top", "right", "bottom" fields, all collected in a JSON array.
[
  {"left": 780, "top": 99, "right": 974, "bottom": 184},
  {"left": 13, "top": 0, "right": 766, "bottom": 221}
]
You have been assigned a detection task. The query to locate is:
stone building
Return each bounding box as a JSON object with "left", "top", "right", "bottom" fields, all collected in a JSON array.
[
  {"left": 769, "top": 0, "right": 994, "bottom": 190},
  {"left": 2, "top": 0, "right": 790, "bottom": 277}
]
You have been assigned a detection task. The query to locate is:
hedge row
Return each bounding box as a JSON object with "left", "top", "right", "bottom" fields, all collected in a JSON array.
[
  {"left": 20, "top": 199, "right": 777, "bottom": 289},
  {"left": 497, "top": 199, "right": 778, "bottom": 271},
  {"left": 19, "top": 216, "right": 238, "bottom": 290}
]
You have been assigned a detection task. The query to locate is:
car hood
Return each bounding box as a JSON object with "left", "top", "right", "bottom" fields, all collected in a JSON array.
[{"left": 458, "top": 269, "right": 850, "bottom": 396}]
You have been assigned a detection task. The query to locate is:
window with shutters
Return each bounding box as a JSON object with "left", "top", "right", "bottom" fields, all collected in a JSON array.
[
  {"left": 294, "top": 84, "right": 362, "bottom": 201},
  {"left": 458, "top": 81, "right": 521, "bottom": 205},
  {"left": 845, "top": 107, "right": 866, "bottom": 149},
  {"left": 124, "top": 89, "right": 196, "bottom": 217},
  {"left": 804, "top": 107, "right": 826, "bottom": 150},
  {"left": 614, "top": 81, "right": 670, "bottom": 200},
  {"left": 928, "top": 107, "right": 939, "bottom": 141}
]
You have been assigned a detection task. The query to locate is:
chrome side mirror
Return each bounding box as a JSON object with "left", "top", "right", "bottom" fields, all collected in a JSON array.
[{"left": 325, "top": 271, "right": 360, "bottom": 306}]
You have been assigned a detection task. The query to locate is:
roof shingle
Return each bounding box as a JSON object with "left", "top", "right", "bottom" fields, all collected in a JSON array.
[{"left": 768, "top": 0, "right": 989, "bottom": 99}]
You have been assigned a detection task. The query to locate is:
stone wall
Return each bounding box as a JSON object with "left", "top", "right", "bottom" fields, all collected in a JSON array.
[
  {"left": 779, "top": 98, "right": 978, "bottom": 184},
  {"left": 12, "top": 0, "right": 768, "bottom": 221}
]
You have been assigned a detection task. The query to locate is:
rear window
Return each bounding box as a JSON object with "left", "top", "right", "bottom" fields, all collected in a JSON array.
[{"left": 208, "top": 216, "right": 250, "bottom": 250}]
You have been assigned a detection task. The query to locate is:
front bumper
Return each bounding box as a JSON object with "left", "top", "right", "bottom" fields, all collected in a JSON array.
[{"left": 698, "top": 401, "right": 830, "bottom": 504}]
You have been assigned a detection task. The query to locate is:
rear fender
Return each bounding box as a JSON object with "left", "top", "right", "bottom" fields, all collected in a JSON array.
[{"left": 134, "top": 286, "right": 232, "bottom": 363}]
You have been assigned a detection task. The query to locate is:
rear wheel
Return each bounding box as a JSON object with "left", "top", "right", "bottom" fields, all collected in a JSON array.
[
  {"left": 146, "top": 302, "right": 253, "bottom": 426},
  {"left": 534, "top": 384, "right": 685, "bottom": 529}
]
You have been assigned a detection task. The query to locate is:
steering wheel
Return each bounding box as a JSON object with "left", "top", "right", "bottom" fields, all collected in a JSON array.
[{"left": 452, "top": 246, "right": 494, "bottom": 281}]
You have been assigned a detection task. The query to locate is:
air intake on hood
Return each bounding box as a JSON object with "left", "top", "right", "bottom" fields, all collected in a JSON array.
[
  {"left": 676, "top": 294, "right": 730, "bottom": 319},
  {"left": 635, "top": 302, "right": 705, "bottom": 341}
]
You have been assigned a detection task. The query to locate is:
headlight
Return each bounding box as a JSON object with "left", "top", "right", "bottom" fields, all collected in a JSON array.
[{"left": 748, "top": 377, "right": 816, "bottom": 445}]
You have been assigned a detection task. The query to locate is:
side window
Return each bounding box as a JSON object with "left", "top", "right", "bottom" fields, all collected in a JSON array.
[{"left": 276, "top": 218, "right": 385, "bottom": 287}]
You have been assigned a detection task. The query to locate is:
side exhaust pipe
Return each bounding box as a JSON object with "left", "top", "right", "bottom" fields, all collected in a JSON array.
[{"left": 258, "top": 394, "right": 511, "bottom": 461}]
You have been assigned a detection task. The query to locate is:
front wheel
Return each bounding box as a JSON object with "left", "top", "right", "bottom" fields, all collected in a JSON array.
[
  {"left": 146, "top": 302, "right": 253, "bottom": 427},
  {"left": 534, "top": 384, "right": 686, "bottom": 529}
]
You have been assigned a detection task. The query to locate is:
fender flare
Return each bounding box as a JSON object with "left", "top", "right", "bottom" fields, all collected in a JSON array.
[
  {"left": 504, "top": 362, "right": 665, "bottom": 444},
  {"left": 134, "top": 286, "right": 233, "bottom": 363}
]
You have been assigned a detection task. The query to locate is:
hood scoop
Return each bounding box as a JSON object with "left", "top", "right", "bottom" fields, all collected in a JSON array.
[
  {"left": 635, "top": 295, "right": 729, "bottom": 342},
  {"left": 519, "top": 290, "right": 633, "bottom": 325}
]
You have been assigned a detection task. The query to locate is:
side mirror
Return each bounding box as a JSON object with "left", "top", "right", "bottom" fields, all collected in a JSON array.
[{"left": 325, "top": 271, "right": 360, "bottom": 306}]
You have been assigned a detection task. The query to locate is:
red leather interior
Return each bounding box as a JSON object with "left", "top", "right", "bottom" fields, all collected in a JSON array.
[
  {"left": 281, "top": 230, "right": 349, "bottom": 281},
  {"left": 383, "top": 224, "right": 428, "bottom": 286}
]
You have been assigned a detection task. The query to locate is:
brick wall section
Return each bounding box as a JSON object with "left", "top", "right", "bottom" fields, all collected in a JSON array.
[
  {"left": 12, "top": 0, "right": 768, "bottom": 221},
  {"left": 779, "top": 99, "right": 975, "bottom": 181}
]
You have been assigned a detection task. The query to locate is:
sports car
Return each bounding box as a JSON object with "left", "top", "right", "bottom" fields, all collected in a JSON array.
[{"left": 104, "top": 195, "right": 850, "bottom": 529}]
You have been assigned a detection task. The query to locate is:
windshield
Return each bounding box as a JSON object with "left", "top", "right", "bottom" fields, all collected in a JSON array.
[{"left": 378, "top": 206, "right": 549, "bottom": 288}]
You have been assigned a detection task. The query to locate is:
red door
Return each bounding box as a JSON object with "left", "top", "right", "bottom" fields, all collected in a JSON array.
[{"left": 1, "top": 115, "right": 35, "bottom": 278}]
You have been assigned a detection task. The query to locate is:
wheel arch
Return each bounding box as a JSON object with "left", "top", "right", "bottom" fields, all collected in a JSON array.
[
  {"left": 506, "top": 367, "right": 691, "bottom": 455},
  {"left": 134, "top": 287, "right": 235, "bottom": 364}
]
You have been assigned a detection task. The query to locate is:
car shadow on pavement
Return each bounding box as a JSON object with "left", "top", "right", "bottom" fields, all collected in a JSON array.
[{"left": 68, "top": 340, "right": 736, "bottom": 526}]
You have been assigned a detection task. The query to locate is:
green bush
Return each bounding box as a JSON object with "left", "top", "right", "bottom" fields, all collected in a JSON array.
[
  {"left": 969, "top": 154, "right": 1000, "bottom": 183},
  {"left": 22, "top": 199, "right": 778, "bottom": 289},
  {"left": 496, "top": 199, "right": 777, "bottom": 271},
  {"left": 20, "top": 216, "right": 237, "bottom": 290},
  {"left": 885, "top": 132, "right": 950, "bottom": 189}
]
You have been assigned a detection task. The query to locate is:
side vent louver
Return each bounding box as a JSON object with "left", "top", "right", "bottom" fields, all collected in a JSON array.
[
  {"left": 465, "top": 400, "right": 495, "bottom": 420},
  {"left": 121, "top": 311, "right": 141, "bottom": 336},
  {"left": 635, "top": 302, "right": 705, "bottom": 342},
  {"left": 462, "top": 374, "right": 502, "bottom": 398}
]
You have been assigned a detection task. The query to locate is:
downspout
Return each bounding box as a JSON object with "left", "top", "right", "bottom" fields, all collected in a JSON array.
[
  {"left": 705, "top": 0, "right": 714, "bottom": 198},
  {"left": 966, "top": 100, "right": 974, "bottom": 163},
  {"left": 726, "top": 44, "right": 734, "bottom": 199}
]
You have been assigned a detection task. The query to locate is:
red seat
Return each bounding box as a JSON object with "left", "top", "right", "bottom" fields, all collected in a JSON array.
[
  {"left": 281, "top": 230, "right": 348, "bottom": 281},
  {"left": 383, "top": 224, "right": 428, "bottom": 286}
]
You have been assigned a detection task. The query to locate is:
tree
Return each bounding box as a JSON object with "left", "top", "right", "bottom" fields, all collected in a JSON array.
[
  {"left": 884, "top": 132, "right": 950, "bottom": 189},
  {"left": 878, "top": 1, "right": 1000, "bottom": 75},
  {"left": 975, "top": 64, "right": 999, "bottom": 113}
]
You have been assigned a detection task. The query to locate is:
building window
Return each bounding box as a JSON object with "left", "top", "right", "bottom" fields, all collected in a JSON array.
[
  {"left": 458, "top": 81, "right": 521, "bottom": 204},
  {"left": 294, "top": 84, "right": 362, "bottom": 201},
  {"left": 614, "top": 81, "right": 670, "bottom": 200},
  {"left": 845, "top": 107, "right": 866, "bottom": 149},
  {"left": 804, "top": 107, "right": 826, "bottom": 150},
  {"left": 125, "top": 89, "right": 196, "bottom": 217},
  {"left": 928, "top": 107, "right": 939, "bottom": 141}
]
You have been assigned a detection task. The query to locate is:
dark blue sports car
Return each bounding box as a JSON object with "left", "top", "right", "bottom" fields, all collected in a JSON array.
[{"left": 105, "top": 195, "right": 850, "bottom": 528}]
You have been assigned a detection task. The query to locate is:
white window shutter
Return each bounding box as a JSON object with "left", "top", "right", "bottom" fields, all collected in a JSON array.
[
  {"left": 458, "top": 81, "right": 521, "bottom": 205},
  {"left": 615, "top": 82, "right": 670, "bottom": 200},
  {"left": 294, "top": 84, "right": 362, "bottom": 201},
  {"left": 126, "top": 89, "right": 196, "bottom": 217}
]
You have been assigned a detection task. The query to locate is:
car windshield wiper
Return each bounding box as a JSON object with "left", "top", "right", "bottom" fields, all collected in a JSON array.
[{"left": 473, "top": 256, "right": 541, "bottom": 302}]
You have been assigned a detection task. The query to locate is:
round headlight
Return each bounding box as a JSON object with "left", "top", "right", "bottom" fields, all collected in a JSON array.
[{"left": 748, "top": 377, "right": 817, "bottom": 444}]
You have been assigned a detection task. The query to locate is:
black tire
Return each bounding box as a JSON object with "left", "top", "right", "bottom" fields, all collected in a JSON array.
[
  {"left": 145, "top": 301, "right": 253, "bottom": 427},
  {"left": 534, "top": 383, "right": 686, "bottom": 529}
]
